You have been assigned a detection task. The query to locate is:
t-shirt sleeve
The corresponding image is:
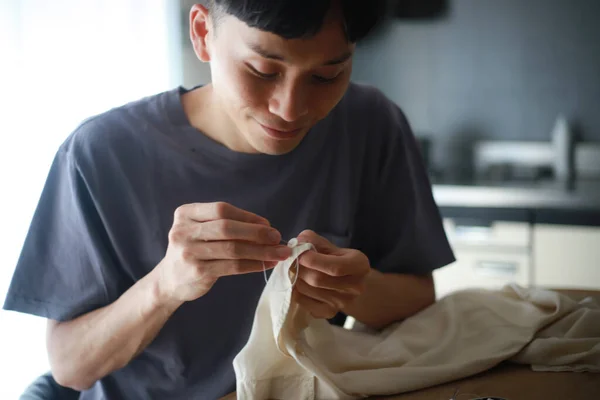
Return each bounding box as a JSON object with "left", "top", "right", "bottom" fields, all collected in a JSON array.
[
  {"left": 352, "top": 95, "right": 455, "bottom": 275},
  {"left": 3, "top": 140, "right": 127, "bottom": 321}
]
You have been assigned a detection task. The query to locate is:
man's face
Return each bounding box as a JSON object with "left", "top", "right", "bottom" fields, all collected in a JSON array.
[{"left": 197, "top": 8, "right": 354, "bottom": 155}]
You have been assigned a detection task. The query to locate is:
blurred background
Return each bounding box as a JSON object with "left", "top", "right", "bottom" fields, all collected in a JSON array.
[{"left": 1, "top": 0, "right": 599, "bottom": 397}]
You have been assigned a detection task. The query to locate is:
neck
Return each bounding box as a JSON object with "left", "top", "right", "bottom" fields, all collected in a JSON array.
[{"left": 181, "top": 84, "right": 257, "bottom": 153}]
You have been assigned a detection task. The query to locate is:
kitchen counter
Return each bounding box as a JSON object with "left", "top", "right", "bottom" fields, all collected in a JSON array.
[
  {"left": 432, "top": 179, "right": 600, "bottom": 211},
  {"left": 373, "top": 360, "right": 600, "bottom": 400},
  {"left": 432, "top": 179, "right": 600, "bottom": 226},
  {"left": 223, "top": 361, "right": 600, "bottom": 400}
]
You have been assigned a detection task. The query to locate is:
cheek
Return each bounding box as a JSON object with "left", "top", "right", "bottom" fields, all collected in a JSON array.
[
  {"left": 213, "top": 58, "right": 268, "bottom": 114},
  {"left": 235, "top": 75, "right": 269, "bottom": 112}
]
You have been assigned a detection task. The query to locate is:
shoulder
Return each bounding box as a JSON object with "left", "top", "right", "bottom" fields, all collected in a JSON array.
[
  {"left": 341, "top": 81, "right": 389, "bottom": 107},
  {"left": 330, "top": 82, "right": 413, "bottom": 160},
  {"left": 342, "top": 82, "right": 406, "bottom": 118},
  {"left": 59, "top": 89, "right": 175, "bottom": 169},
  {"left": 336, "top": 82, "right": 411, "bottom": 141}
]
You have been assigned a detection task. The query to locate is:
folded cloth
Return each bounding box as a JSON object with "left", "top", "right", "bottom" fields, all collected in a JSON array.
[{"left": 232, "top": 240, "right": 600, "bottom": 399}]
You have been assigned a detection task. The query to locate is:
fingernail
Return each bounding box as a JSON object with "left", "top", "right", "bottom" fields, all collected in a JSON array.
[
  {"left": 276, "top": 246, "right": 292, "bottom": 258},
  {"left": 268, "top": 230, "right": 281, "bottom": 243}
]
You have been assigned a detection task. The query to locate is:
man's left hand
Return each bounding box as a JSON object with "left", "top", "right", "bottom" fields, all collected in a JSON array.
[{"left": 293, "top": 230, "right": 371, "bottom": 319}]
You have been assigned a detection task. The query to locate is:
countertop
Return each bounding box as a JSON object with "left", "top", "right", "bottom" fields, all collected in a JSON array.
[
  {"left": 374, "top": 361, "right": 600, "bottom": 400},
  {"left": 432, "top": 179, "right": 600, "bottom": 211}
]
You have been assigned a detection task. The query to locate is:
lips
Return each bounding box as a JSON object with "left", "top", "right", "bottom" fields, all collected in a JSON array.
[{"left": 259, "top": 123, "right": 303, "bottom": 140}]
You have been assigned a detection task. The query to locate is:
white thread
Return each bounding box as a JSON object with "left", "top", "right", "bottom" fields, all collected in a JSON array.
[
  {"left": 262, "top": 237, "right": 310, "bottom": 289},
  {"left": 263, "top": 263, "right": 269, "bottom": 283},
  {"left": 263, "top": 239, "right": 287, "bottom": 284},
  {"left": 288, "top": 257, "right": 300, "bottom": 287}
]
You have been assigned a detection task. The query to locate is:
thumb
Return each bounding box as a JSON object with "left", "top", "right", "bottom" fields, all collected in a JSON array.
[{"left": 296, "top": 230, "right": 339, "bottom": 255}]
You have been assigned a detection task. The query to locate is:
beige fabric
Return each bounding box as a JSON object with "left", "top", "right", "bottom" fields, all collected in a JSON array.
[
  {"left": 511, "top": 295, "right": 600, "bottom": 372},
  {"left": 232, "top": 241, "right": 600, "bottom": 399}
]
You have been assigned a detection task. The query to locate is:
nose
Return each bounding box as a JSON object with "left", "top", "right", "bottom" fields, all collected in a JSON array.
[{"left": 268, "top": 80, "right": 309, "bottom": 122}]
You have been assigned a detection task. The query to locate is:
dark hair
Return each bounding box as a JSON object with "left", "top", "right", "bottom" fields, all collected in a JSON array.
[{"left": 205, "top": 0, "right": 386, "bottom": 42}]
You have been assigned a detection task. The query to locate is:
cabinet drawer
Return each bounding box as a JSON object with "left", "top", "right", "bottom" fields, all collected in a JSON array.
[
  {"left": 433, "top": 248, "right": 530, "bottom": 299},
  {"left": 533, "top": 224, "right": 600, "bottom": 290},
  {"left": 443, "top": 218, "right": 531, "bottom": 249}
]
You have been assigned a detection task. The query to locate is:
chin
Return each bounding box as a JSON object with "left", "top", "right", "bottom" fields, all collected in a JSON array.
[
  {"left": 254, "top": 136, "right": 303, "bottom": 156},
  {"left": 247, "top": 123, "right": 309, "bottom": 155}
]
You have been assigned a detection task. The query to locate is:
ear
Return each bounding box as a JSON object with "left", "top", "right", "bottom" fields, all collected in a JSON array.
[{"left": 189, "top": 4, "right": 212, "bottom": 62}]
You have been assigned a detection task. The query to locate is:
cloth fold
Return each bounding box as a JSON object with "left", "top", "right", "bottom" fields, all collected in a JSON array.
[{"left": 233, "top": 241, "right": 600, "bottom": 399}]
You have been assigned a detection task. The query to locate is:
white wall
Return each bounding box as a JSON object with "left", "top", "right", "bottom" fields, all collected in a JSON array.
[
  {"left": 183, "top": 45, "right": 213, "bottom": 88},
  {"left": 0, "top": 1, "right": 182, "bottom": 397}
]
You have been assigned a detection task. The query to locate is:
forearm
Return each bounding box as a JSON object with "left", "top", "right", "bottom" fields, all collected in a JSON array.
[
  {"left": 47, "top": 269, "right": 183, "bottom": 390},
  {"left": 343, "top": 269, "right": 436, "bottom": 330}
]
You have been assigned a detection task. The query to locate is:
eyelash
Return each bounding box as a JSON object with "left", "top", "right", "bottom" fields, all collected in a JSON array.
[
  {"left": 249, "top": 66, "right": 278, "bottom": 80},
  {"left": 312, "top": 75, "right": 338, "bottom": 84},
  {"left": 247, "top": 64, "right": 339, "bottom": 84}
]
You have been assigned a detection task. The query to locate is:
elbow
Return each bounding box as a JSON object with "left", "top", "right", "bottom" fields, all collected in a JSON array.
[
  {"left": 47, "top": 321, "right": 95, "bottom": 391},
  {"left": 49, "top": 354, "right": 97, "bottom": 392},
  {"left": 49, "top": 346, "right": 121, "bottom": 391},
  {"left": 51, "top": 366, "right": 95, "bottom": 392},
  {"left": 49, "top": 347, "right": 109, "bottom": 391}
]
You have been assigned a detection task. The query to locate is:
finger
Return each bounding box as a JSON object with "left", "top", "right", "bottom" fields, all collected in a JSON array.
[
  {"left": 191, "top": 219, "right": 281, "bottom": 244},
  {"left": 298, "top": 268, "right": 365, "bottom": 294},
  {"left": 175, "top": 202, "right": 270, "bottom": 225},
  {"left": 299, "top": 250, "right": 367, "bottom": 277},
  {"left": 292, "top": 291, "right": 338, "bottom": 320},
  {"left": 202, "top": 259, "right": 278, "bottom": 279},
  {"left": 193, "top": 241, "right": 293, "bottom": 261},
  {"left": 294, "top": 279, "right": 356, "bottom": 310},
  {"left": 296, "top": 229, "right": 339, "bottom": 255}
]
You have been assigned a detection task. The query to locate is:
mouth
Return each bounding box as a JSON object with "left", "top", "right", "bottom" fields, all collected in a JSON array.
[{"left": 258, "top": 123, "right": 303, "bottom": 140}]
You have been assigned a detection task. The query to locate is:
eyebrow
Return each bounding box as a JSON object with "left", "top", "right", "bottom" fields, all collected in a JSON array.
[{"left": 248, "top": 43, "right": 353, "bottom": 66}]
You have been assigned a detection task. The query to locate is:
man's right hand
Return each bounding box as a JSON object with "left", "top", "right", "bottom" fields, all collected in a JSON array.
[{"left": 155, "top": 202, "right": 293, "bottom": 303}]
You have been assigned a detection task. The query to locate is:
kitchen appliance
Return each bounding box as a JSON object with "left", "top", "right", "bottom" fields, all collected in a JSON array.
[{"left": 472, "top": 115, "right": 600, "bottom": 185}]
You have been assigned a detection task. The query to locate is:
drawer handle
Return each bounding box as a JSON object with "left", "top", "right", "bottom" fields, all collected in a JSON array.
[
  {"left": 453, "top": 226, "right": 492, "bottom": 241},
  {"left": 474, "top": 261, "right": 518, "bottom": 277}
]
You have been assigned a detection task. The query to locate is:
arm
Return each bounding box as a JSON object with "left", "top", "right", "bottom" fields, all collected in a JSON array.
[
  {"left": 47, "top": 202, "right": 291, "bottom": 391},
  {"left": 47, "top": 269, "right": 182, "bottom": 391},
  {"left": 293, "top": 230, "right": 438, "bottom": 332},
  {"left": 342, "top": 270, "right": 435, "bottom": 330}
]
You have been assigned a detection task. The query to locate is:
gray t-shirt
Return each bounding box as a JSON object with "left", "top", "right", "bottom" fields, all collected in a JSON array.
[{"left": 4, "top": 82, "right": 454, "bottom": 399}]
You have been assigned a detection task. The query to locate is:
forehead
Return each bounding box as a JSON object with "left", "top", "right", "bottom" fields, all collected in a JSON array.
[{"left": 217, "top": 13, "right": 355, "bottom": 64}]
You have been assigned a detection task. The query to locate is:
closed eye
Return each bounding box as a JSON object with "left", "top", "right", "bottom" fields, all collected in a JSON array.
[
  {"left": 246, "top": 64, "right": 278, "bottom": 80},
  {"left": 312, "top": 74, "right": 340, "bottom": 84}
]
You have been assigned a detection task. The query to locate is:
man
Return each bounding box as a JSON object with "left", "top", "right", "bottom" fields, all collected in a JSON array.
[{"left": 4, "top": 0, "right": 454, "bottom": 399}]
